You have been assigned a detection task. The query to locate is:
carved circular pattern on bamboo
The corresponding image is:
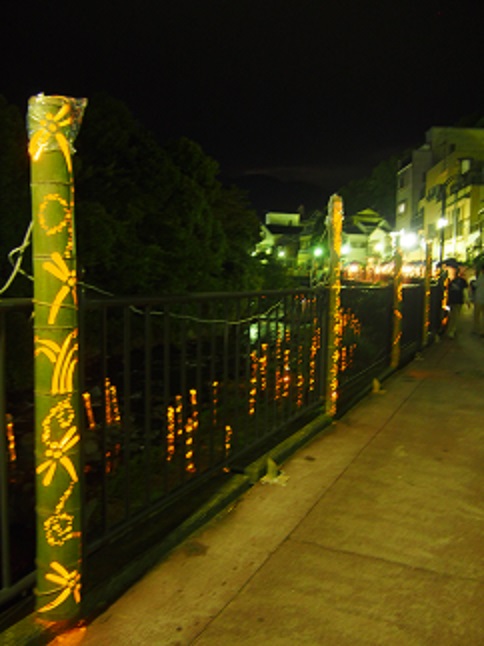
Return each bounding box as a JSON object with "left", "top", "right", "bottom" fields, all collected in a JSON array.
[{"left": 38, "top": 193, "right": 72, "bottom": 236}]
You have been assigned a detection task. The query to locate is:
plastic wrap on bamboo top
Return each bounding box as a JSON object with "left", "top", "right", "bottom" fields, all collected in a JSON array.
[{"left": 27, "top": 93, "right": 87, "bottom": 164}]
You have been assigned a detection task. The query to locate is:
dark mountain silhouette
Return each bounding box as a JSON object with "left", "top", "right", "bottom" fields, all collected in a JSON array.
[{"left": 223, "top": 173, "right": 325, "bottom": 219}]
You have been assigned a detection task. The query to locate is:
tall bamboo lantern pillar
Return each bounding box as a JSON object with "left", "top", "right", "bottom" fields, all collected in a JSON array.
[
  {"left": 325, "top": 194, "right": 343, "bottom": 416},
  {"left": 27, "top": 94, "right": 87, "bottom": 620}
]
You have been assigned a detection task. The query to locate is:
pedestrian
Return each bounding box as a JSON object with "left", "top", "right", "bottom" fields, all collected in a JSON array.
[
  {"left": 472, "top": 264, "right": 484, "bottom": 336},
  {"left": 446, "top": 264, "right": 470, "bottom": 339}
]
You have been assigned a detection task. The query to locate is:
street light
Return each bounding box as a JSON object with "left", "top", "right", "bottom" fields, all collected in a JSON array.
[
  {"left": 310, "top": 246, "right": 324, "bottom": 286},
  {"left": 400, "top": 231, "right": 418, "bottom": 250}
]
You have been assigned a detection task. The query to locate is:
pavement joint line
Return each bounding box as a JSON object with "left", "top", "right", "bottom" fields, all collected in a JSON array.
[
  {"left": 188, "top": 538, "right": 282, "bottom": 645},
  {"left": 286, "top": 537, "right": 483, "bottom": 584},
  {"left": 295, "top": 393, "right": 413, "bottom": 515}
]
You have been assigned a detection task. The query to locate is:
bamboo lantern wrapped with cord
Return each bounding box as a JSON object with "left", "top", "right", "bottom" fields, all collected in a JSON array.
[{"left": 27, "top": 94, "right": 87, "bottom": 620}]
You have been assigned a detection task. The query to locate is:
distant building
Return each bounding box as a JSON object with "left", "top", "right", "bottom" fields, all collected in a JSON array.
[
  {"left": 396, "top": 145, "right": 433, "bottom": 232},
  {"left": 264, "top": 212, "right": 301, "bottom": 227},
  {"left": 255, "top": 212, "right": 303, "bottom": 263},
  {"left": 343, "top": 209, "right": 393, "bottom": 264},
  {"left": 396, "top": 127, "right": 484, "bottom": 263},
  {"left": 296, "top": 212, "right": 323, "bottom": 272}
]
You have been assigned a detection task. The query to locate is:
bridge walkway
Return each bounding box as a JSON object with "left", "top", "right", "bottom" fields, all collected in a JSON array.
[{"left": 51, "top": 308, "right": 484, "bottom": 644}]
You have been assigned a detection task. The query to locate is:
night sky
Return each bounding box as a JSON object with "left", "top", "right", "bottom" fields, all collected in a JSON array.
[{"left": 2, "top": 0, "right": 484, "bottom": 210}]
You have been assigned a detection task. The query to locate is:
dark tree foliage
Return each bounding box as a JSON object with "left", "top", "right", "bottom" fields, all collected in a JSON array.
[
  {"left": 338, "top": 157, "right": 399, "bottom": 224},
  {"left": 212, "top": 184, "right": 262, "bottom": 290},
  {"left": 0, "top": 96, "right": 31, "bottom": 295},
  {"left": 0, "top": 93, "right": 283, "bottom": 296},
  {"left": 74, "top": 94, "right": 262, "bottom": 294}
]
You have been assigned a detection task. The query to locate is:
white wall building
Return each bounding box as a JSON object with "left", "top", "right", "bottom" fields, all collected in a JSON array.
[{"left": 397, "top": 127, "right": 484, "bottom": 264}]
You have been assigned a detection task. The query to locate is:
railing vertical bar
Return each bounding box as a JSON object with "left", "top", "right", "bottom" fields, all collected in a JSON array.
[
  {"left": 179, "top": 312, "right": 188, "bottom": 483},
  {"left": 209, "top": 305, "right": 217, "bottom": 465},
  {"left": 0, "top": 310, "right": 12, "bottom": 588},
  {"left": 233, "top": 298, "right": 241, "bottom": 454},
  {"left": 272, "top": 296, "right": 280, "bottom": 424},
  {"left": 123, "top": 305, "right": 132, "bottom": 518},
  {"left": 101, "top": 305, "right": 109, "bottom": 535},
  {"left": 163, "top": 308, "right": 171, "bottom": 492},
  {"left": 305, "top": 294, "right": 313, "bottom": 408},
  {"left": 255, "top": 294, "right": 262, "bottom": 439},
  {"left": 316, "top": 292, "right": 324, "bottom": 405},
  {"left": 288, "top": 293, "right": 295, "bottom": 421},
  {"left": 289, "top": 293, "right": 297, "bottom": 416},
  {"left": 272, "top": 302, "right": 284, "bottom": 426},
  {"left": 222, "top": 301, "right": 229, "bottom": 460},
  {"left": 320, "top": 291, "right": 329, "bottom": 408},
  {"left": 144, "top": 306, "right": 152, "bottom": 504},
  {"left": 309, "top": 294, "right": 315, "bottom": 405},
  {"left": 243, "top": 302, "right": 252, "bottom": 450},
  {"left": 283, "top": 294, "right": 290, "bottom": 424},
  {"left": 77, "top": 286, "right": 87, "bottom": 566},
  {"left": 261, "top": 295, "right": 267, "bottom": 435},
  {"left": 194, "top": 301, "right": 203, "bottom": 471}
]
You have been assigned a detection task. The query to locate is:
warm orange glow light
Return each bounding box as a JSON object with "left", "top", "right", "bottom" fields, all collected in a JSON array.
[
  {"left": 82, "top": 392, "right": 96, "bottom": 430},
  {"left": 6, "top": 414, "right": 16, "bottom": 463}
]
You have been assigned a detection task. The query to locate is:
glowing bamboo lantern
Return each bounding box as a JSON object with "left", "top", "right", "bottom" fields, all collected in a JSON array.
[
  {"left": 212, "top": 381, "right": 219, "bottom": 427},
  {"left": 248, "top": 351, "right": 257, "bottom": 415},
  {"left": 259, "top": 344, "right": 268, "bottom": 392},
  {"left": 109, "top": 381, "right": 121, "bottom": 425},
  {"left": 81, "top": 392, "right": 96, "bottom": 430},
  {"left": 184, "top": 417, "right": 196, "bottom": 473},
  {"left": 274, "top": 333, "right": 282, "bottom": 400},
  {"left": 166, "top": 405, "right": 175, "bottom": 460},
  {"left": 104, "top": 378, "right": 113, "bottom": 426},
  {"left": 391, "top": 249, "right": 403, "bottom": 368},
  {"left": 185, "top": 389, "right": 199, "bottom": 473},
  {"left": 325, "top": 194, "right": 343, "bottom": 416},
  {"left": 6, "top": 414, "right": 16, "bottom": 463},
  {"left": 308, "top": 321, "right": 320, "bottom": 392},
  {"left": 422, "top": 241, "right": 432, "bottom": 347},
  {"left": 175, "top": 394, "right": 183, "bottom": 436},
  {"left": 28, "top": 94, "right": 86, "bottom": 620},
  {"left": 223, "top": 424, "right": 233, "bottom": 471}
]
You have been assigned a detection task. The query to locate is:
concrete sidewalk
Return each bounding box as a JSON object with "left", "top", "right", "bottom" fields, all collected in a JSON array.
[{"left": 53, "top": 312, "right": 484, "bottom": 645}]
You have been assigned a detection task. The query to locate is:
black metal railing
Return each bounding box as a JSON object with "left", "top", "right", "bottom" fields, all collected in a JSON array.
[
  {"left": 0, "top": 299, "right": 35, "bottom": 610},
  {"left": 401, "top": 283, "right": 425, "bottom": 361},
  {"left": 0, "top": 280, "right": 442, "bottom": 612},
  {"left": 79, "top": 289, "right": 329, "bottom": 549},
  {"left": 338, "top": 284, "right": 393, "bottom": 411}
]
